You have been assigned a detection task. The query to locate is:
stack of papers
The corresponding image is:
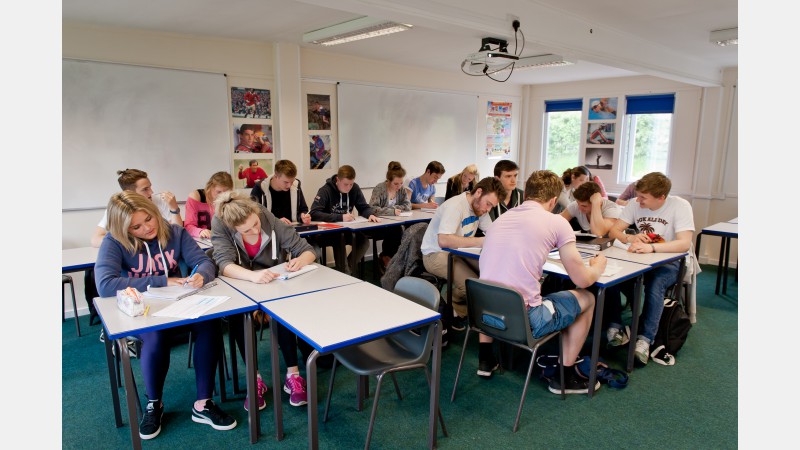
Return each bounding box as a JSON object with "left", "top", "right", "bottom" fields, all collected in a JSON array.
[
  {"left": 143, "top": 281, "right": 218, "bottom": 301},
  {"left": 337, "top": 216, "right": 368, "bottom": 224},
  {"left": 268, "top": 263, "right": 319, "bottom": 280},
  {"left": 397, "top": 211, "right": 412, "bottom": 217},
  {"left": 152, "top": 295, "right": 229, "bottom": 319}
]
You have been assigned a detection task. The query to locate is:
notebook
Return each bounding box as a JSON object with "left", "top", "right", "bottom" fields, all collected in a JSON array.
[
  {"left": 143, "top": 280, "right": 219, "bottom": 301},
  {"left": 575, "top": 237, "right": 613, "bottom": 251},
  {"left": 267, "top": 263, "right": 319, "bottom": 280}
]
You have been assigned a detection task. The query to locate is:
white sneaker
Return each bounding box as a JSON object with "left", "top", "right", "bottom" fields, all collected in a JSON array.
[
  {"left": 606, "top": 326, "right": 630, "bottom": 348},
  {"left": 634, "top": 339, "right": 650, "bottom": 365}
]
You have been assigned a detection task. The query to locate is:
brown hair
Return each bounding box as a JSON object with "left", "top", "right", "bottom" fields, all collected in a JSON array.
[
  {"left": 635, "top": 172, "right": 671, "bottom": 198},
  {"left": 274, "top": 160, "right": 298, "bottom": 178},
  {"left": 525, "top": 170, "right": 564, "bottom": 203},
  {"left": 385, "top": 161, "right": 406, "bottom": 181},
  {"left": 561, "top": 166, "right": 591, "bottom": 187},
  {"left": 116, "top": 169, "right": 149, "bottom": 191},
  {"left": 471, "top": 176, "right": 506, "bottom": 200},
  {"left": 214, "top": 190, "right": 261, "bottom": 229},
  {"left": 204, "top": 171, "right": 234, "bottom": 204},
  {"left": 337, "top": 165, "right": 356, "bottom": 180},
  {"left": 424, "top": 161, "right": 445, "bottom": 175},
  {"left": 572, "top": 181, "right": 601, "bottom": 202},
  {"left": 106, "top": 191, "right": 170, "bottom": 253},
  {"left": 493, "top": 160, "right": 519, "bottom": 177}
]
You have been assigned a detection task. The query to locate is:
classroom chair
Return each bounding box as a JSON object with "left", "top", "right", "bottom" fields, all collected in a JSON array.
[
  {"left": 62, "top": 274, "right": 81, "bottom": 337},
  {"left": 323, "top": 277, "right": 448, "bottom": 448},
  {"left": 451, "top": 278, "right": 565, "bottom": 432}
]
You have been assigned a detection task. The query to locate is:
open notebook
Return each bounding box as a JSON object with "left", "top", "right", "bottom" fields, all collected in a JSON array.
[
  {"left": 143, "top": 280, "right": 219, "bottom": 301},
  {"left": 268, "top": 263, "right": 319, "bottom": 280}
]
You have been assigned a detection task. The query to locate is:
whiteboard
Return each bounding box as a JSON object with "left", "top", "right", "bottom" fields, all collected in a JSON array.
[
  {"left": 337, "top": 83, "right": 478, "bottom": 189},
  {"left": 62, "top": 60, "right": 230, "bottom": 210}
]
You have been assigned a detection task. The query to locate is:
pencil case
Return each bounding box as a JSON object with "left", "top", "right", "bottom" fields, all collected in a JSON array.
[{"left": 117, "top": 287, "right": 145, "bottom": 317}]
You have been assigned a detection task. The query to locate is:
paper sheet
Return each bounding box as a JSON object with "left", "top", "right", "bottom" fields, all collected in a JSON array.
[
  {"left": 337, "top": 216, "right": 368, "bottom": 224},
  {"left": 397, "top": 211, "right": 412, "bottom": 217},
  {"left": 266, "top": 263, "right": 319, "bottom": 280},
  {"left": 152, "top": 295, "right": 229, "bottom": 319}
]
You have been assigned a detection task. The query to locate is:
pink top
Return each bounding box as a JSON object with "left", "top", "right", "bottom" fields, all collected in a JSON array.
[
  {"left": 184, "top": 196, "right": 213, "bottom": 238},
  {"left": 479, "top": 201, "right": 575, "bottom": 308}
]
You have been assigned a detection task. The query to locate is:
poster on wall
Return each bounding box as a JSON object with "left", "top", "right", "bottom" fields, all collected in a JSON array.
[
  {"left": 309, "top": 134, "right": 332, "bottom": 170},
  {"left": 586, "top": 122, "right": 615, "bottom": 145},
  {"left": 585, "top": 147, "right": 613, "bottom": 170},
  {"left": 231, "top": 87, "right": 271, "bottom": 119},
  {"left": 485, "top": 101, "right": 512, "bottom": 159},
  {"left": 234, "top": 158, "right": 273, "bottom": 189},
  {"left": 233, "top": 124, "right": 273, "bottom": 153},
  {"left": 588, "top": 97, "right": 617, "bottom": 120},
  {"left": 307, "top": 94, "right": 331, "bottom": 131}
]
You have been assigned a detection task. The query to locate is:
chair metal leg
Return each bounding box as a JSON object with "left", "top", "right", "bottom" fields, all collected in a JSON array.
[
  {"left": 323, "top": 358, "right": 339, "bottom": 422},
  {"left": 187, "top": 331, "right": 194, "bottom": 368},
  {"left": 390, "top": 373, "right": 402, "bottom": 400},
  {"left": 513, "top": 348, "right": 538, "bottom": 432},
  {"left": 364, "top": 373, "right": 386, "bottom": 450},
  {"left": 68, "top": 279, "right": 81, "bottom": 337},
  {"left": 424, "top": 368, "right": 448, "bottom": 437},
  {"left": 450, "top": 328, "right": 472, "bottom": 402}
]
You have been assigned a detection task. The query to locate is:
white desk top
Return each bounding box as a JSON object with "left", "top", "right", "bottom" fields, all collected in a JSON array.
[
  {"left": 594, "top": 246, "right": 687, "bottom": 266},
  {"left": 542, "top": 257, "right": 651, "bottom": 287},
  {"left": 94, "top": 279, "right": 257, "bottom": 340},
  {"left": 193, "top": 236, "right": 213, "bottom": 249},
  {"left": 62, "top": 246, "right": 99, "bottom": 272},
  {"left": 261, "top": 282, "right": 440, "bottom": 353},
  {"left": 219, "top": 265, "right": 361, "bottom": 303},
  {"left": 702, "top": 221, "right": 738, "bottom": 236},
  {"left": 379, "top": 210, "right": 435, "bottom": 224}
]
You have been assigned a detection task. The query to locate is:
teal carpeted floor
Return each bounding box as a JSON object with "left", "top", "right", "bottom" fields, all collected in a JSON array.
[{"left": 62, "top": 264, "right": 737, "bottom": 449}]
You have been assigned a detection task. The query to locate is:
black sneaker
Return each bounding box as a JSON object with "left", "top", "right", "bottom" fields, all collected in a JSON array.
[
  {"left": 451, "top": 315, "right": 467, "bottom": 332},
  {"left": 477, "top": 358, "right": 499, "bottom": 378},
  {"left": 547, "top": 372, "right": 601, "bottom": 395},
  {"left": 139, "top": 400, "right": 164, "bottom": 440},
  {"left": 191, "top": 400, "right": 237, "bottom": 431}
]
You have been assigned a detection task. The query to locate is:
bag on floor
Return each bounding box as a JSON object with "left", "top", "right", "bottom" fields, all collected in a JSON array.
[{"left": 646, "top": 298, "right": 692, "bottom": 366}]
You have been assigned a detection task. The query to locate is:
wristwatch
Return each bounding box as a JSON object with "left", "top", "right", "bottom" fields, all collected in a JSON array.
[{"left": 170, "top": 207, "right": 181, "bottom": 215}]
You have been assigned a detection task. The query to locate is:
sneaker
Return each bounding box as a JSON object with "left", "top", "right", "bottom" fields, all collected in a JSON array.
[
  {"left": 283, "top": 374, "right": 308, "bottom": 407},
  {"left": 192, "top": 400, "right": 237, "bottom": 431},
  {"left": 634, "top": 339, "right": 650, "bottom": 366},
  {"left": 477, "top": 357, "right": 499, "bottom": 379},
  {"left": 244, "top": 377, "right": 268, "bottom": 412},
  {"left": 451, "top": 314, "right": 467, "bottom": 332},
  {"left": 139, "top": 400, "right": 164, "bottom": 440},
  {"left": 99, "top": 329, "right": 105, "bottom": 343},
  {"left": 547, "top": 374, "right": 601, "bottom": 395},
  {"left": 440, "top": 328, "right": 449, "bottom": 349},
  {"left": 606, "top": 326, "right": 630, "bottom": 348}
]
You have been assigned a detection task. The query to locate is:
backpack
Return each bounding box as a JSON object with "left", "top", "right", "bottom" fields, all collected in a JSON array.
[{"left": 646, "top": 298, "right": 692, "bottom": 366}]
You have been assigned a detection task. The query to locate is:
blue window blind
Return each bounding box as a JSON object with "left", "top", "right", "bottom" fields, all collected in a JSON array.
[
  {"left": 545, "top": 98, "right": 582, "bottom": 112},
  {"left": 625, "top": 93, "right": 675, "bottom": 114}
]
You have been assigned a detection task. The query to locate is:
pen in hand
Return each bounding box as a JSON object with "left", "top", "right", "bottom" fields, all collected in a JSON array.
[{"left": 184, "top": 264, "right": 199, "bottom": 287}]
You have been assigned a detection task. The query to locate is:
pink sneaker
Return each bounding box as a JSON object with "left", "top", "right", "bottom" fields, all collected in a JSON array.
[
  {"left": 244, "top": 377, "right": 268, "bottom": 411},
  {"left": 283, "top": 374, "right": 308, "bottom": 406}
]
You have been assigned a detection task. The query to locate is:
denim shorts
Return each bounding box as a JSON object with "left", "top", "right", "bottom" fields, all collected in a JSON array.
[{"left": 528, "top": 291, "right": 581, "bottom": 339}]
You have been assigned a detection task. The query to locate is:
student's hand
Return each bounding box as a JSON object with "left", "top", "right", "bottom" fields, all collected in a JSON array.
[
  {"left": 589, "top": 254, "right": 607, "bottom": 271},
  {"left": 615, "top": 199, "right": 629, "bottom": 206},
  {"left": 425, "top": 202, "right": 438, "bottom": 209},
  {"left": 285, "top": 257, "right": 305, "bottom": 272},
  {"left": 342, "top": 213, "right": 355, "bottom": 222},
  {"left": 250, "top": 269, "right": 279, "bottom": 284},
  {"left": 394, "top": 208, "right": 402, "bottom": 216},
  {"left": 199, "top": 229, "right": 211, "bottom": 239},
  {"left": 368, "top": 215, "right": 380, "bottom": 223},
  {"left": 279, "top": 217, "right": 292, "bottom": 225},
  {"left": 174, "top": 273, "right": 204, "bottom": 288},
  {"left": 300, "top": 213, "right": 311, "bottom": 224},
  {"left": 590, "top": 192, "right": 603, "bottom": 206},
  {"left": 161, "top": 191, "right": 178, "bottom": 210}
]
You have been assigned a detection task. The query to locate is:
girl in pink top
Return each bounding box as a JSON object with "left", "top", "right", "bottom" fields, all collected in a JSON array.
[{"left": 184, "top": 171, "right": 234, "bottom": 238}]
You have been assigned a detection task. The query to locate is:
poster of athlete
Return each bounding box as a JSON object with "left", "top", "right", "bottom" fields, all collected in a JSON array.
[{"left": 231, "top": 86, "right": 271, "bottom": 119}]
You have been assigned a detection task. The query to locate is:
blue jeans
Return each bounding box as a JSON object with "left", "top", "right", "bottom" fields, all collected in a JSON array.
[
  {"left": 527, "top": 291, "right": 581, "bottom": 339},
  {"left": 603, "top": 260, "right": 680, "bottom": 344}
]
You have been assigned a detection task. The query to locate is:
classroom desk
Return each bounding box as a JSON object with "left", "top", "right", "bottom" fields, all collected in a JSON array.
[
  {"left": 259, "top": 281, "right": 442, "bottom": 450},
  {"left": 93, "top": 280, "right": 262, "bottom": 449},
  {"left": 194, "top": 236, "right": 213, "bottom": 250},
  {"left": 62, "top": 246, "right": 99, "bottom": 273},
  {"left": 378, "top": 209, "right": 436, "bottom": 226},
  {"left": 443, "top": 247, "right": 649, "bottom": 397},
  {"left": 695, "top": 220, "right": 738, "bottom": 295}
]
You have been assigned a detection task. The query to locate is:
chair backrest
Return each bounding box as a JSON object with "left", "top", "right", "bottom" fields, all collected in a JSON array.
[
  {"left": 391, "top": 276, "right": 441, "bottom": 358},
  {"left": 465, "top": 278, "right": 537, "bottom": 348}
]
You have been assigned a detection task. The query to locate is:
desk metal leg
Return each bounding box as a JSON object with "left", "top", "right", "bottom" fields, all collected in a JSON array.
[
  {"left": 428, "top": 320, "right": 442, "bottom": 449},
  {"left": 269, "top": 317, "right": 284, "bottom": 441},
  {"left": 244, "top": 313, "right": 262, "bottom": 443},
  {"left": 118, "top": 337, "right": 142, "bottom": 450},
  {"left": 307, "top": 350, "right": 321, "bottom": 450},
  {"left": 715, "top": 237, "right": 726, "bottom": 295},
  {"left": 695, "top": 234, "right": 702, "bottom": 259},
  {"left": 722, "top": 237, "right": 731, "bottom": 295},
  {"left": 104, "top": 327, "right": 123, "bottom": 427},
  {"left": 626, "top": 276, "right": 644, "bottom": 373},
  {"left": 588, "top": 288, "right": 604, "bottom": 398}
]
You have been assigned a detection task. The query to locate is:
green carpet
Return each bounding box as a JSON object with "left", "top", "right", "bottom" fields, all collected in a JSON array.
[{"left": 62, "top": 264, "right": 737, "bottom": 449}]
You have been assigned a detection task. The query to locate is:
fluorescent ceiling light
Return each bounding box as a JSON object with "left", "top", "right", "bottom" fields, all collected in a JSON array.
[
  {"left": 496, "top": 54, "right": 574, "bottom": 72},
  {"left": 710, "top": 27, "right": 738, "bottom": 46},
  {"left": 303, "top": 16, "right": 413, "bottom": 46}
]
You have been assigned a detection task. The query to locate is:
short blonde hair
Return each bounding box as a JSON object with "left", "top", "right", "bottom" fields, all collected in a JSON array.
[
  {"left": 214, "top": 190, "right": 261, "bottom": 229},
  {"left": 106, "top": 191, "right": 170, "bottom": 253}
]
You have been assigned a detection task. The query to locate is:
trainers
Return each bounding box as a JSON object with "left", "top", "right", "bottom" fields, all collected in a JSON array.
[
  {"left": 477, "top": 357, "right": 499, "bottom": 379},
  {"left": 547, "top": 374, "right": 601, "bottom": 395},
  {"left": 606, "top": 326, "right": 630, "bottom": 348},
  {"left": 283, "top": 374, "right": 308, "bottom": 407},
  {"left": 99, "top": 329, "right": 105, "bottom": 343},
  {"left": 451, "top": 314, "right": 467, "bottom": 332},
  {"left": 244, "top": 377, "right": 268, "bottom": 412},
  {"left": 192, "top": 399, "right": 237, "bottom": 431},
  {"left": 139, "top": 400, "right": 164, "bottom": 440},
  {"left": 634, "top": 339, "right": 650, "bottom": 366}
]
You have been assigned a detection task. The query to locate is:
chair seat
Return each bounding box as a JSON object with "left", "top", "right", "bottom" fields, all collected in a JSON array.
[{"left": 334, "top": 334, "right": 426, "bottom": 376}]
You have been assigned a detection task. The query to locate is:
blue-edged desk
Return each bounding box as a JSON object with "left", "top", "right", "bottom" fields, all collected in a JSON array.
[
  {"left": 259, "top": 281, "right": 442, "bottom": 450},
  {"left": 443, "top": 247, "right": 650, "bottom": 396},
  {"left": 62, "top": 246, "right": 99, "bottom": 273},
  {"left": 93, "top": 280, "right": 261, "bottom": 449},
  {"left": 695, "top": 220, "right": 738, "bottom": 295}
]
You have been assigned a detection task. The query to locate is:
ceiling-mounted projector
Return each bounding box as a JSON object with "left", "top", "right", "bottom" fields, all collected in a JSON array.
[{"left": 461, "top": 36, "right": 520, "bottom": 78}]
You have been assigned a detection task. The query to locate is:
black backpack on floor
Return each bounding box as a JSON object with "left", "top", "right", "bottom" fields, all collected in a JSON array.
[{"left": 645, "top": 298, "right": 692, "bottom": 366}]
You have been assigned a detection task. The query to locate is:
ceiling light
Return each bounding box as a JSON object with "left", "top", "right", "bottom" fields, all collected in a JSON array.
[
  {"left": 513, "top": 54, "right": 574, "bottom": 70},
  {"left": 303, "top": 16, "right": 413, "bottom": 46},
  {"left": 710, "top": 27, "right": 738, "bottom": 47}
]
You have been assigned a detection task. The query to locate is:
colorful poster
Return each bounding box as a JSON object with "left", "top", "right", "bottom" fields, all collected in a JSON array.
[
  {"left": 586, "top": 122, "right": 615, "bottom": 145},
  {"left": 231, "top": 87, "right": 271, "bottom": 119},
  {"left": 309, "top": 134, "right": 332, "bottom": 170},
  {"left": 233, "top": 124, "right": 273, "bottom": 153},
  {"left": 485, "top": 101, "right": 512, "bottom": 159},
  {"left": 307, "top": 94, "right": 332, "bottom": 131}
]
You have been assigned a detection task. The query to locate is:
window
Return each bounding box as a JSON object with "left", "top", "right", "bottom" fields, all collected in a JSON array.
[
  {"left": 544, "top": 99, "right": 582, "bottom": 176},
  {"left": 620, "top": 94, "right": 675, "bottom": 182}
]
